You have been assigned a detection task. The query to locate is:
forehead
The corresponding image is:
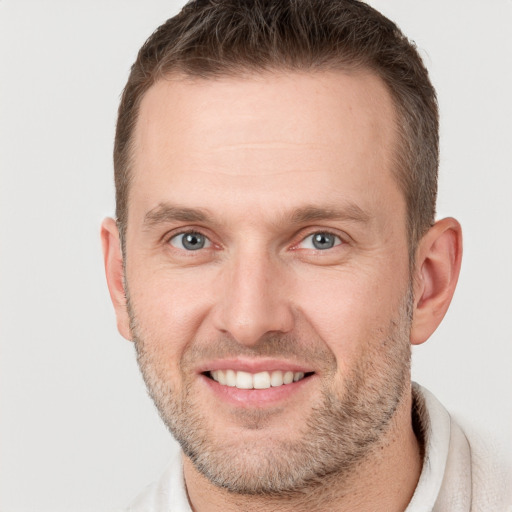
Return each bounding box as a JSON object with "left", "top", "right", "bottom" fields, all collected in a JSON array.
[{"left": 130, "top": 70, "right": 401, "bottom": 226}]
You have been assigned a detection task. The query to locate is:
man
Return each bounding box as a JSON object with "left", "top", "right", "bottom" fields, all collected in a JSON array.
[{"left": 101, "top": 0, "right": 510, "bottom": 510}]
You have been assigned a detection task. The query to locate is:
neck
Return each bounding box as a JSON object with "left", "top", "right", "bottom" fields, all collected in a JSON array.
[{"left": 183, "top": 386, "right": 422, "bottom": 512}]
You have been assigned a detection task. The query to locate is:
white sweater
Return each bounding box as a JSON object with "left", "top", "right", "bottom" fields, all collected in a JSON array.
[{"left": 124, "top": 384, "right": 512, "bottom": 511}]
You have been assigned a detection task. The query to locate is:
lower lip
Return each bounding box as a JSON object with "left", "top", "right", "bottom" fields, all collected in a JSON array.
[{"left": 200, "top": 373, "right": 314, "bottom": 408}]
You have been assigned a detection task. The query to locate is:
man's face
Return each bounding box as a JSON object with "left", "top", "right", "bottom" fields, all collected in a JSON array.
[{"left": 124, "top": 70, "right": 413, "bottom": 492}]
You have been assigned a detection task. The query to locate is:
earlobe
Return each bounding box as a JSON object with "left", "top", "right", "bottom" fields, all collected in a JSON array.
[
  {"left": 410, "top": 217, "right": 463, "bottom": 345},
  {"left": 101, "top": 218, "right": 132, "bottom": 341}
]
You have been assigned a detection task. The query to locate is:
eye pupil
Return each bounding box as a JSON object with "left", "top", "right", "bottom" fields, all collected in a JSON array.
[
  {"left": 312, "top": 233, "right": 335, "bottom": 250},
  {"left": 183, "top": 233, "right": 205, "bottom": 250}
]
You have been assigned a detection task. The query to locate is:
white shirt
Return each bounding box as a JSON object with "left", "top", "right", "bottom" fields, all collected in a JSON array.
[{"left": 123, "top": 384, "right": 511, "bottom": 511}]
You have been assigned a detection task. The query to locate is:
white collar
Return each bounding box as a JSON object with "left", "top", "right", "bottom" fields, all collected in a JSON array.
[{"left": 405, "top": 383, "right": 454, "bottom": 512}]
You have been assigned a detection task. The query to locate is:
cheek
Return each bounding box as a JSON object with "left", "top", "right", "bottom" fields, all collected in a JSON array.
[
  {"left": 293, "top": 265, "right": 409, "bottom": 368},
  {"left": 127, "top": 266, "right": 215, "bottom": 360}
]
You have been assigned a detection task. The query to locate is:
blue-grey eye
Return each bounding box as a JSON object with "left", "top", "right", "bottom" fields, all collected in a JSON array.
[
  {"left": 300, "top": 232, "right": 341, "bottom": 250},
  {"left": 170, "top": 232, "right": 211, "bottom": 251}
]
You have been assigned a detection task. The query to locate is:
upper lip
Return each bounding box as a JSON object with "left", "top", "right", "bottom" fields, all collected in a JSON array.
[{"left": 197, "top": 357, "right": 315, "bottom": 375}]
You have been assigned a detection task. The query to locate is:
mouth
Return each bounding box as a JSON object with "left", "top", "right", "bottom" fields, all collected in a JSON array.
[
  {"left": 203, "top": 369, "right": 314, "bottom": 390},
  {"left": 198, "top": 359, "right": 317, "bottom": 407}
]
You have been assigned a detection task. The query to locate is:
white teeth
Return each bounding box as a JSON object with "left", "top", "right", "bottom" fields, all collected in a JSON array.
[
  {"left": 293, "top": 372, "right": 304, "bottom": 382},
  {"left": 270, "top": 371, "right": 284, "bottom": 387},
  {"left": 236, "top": 371, "right": 253, "bottom": 389},
  {"left": 283, "top": 371, "right": 294, "bottom": 384},
  {"left": 217, "top": 369, "right": 227, "bottom": 385},
  {"left": 209, "top": 369, "right": 308, "bottom": 389},
  {"left": 253, "top": 371, "right": 271, "bottom": 389},
  {"left": 225, "top": 369, "right": 236, "bottom": 387}
]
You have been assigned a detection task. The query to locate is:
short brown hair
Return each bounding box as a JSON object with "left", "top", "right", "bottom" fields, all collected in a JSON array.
[{"left": 114, "top": 0, "right": 438, "bottom": 256}]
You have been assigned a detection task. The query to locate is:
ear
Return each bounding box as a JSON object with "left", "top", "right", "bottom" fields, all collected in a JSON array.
[
  {"left": 101, "top": 218, "right": 132, "bottom": 341},
  {"left": 410, "top": 217, "right": 463, "bottom": 345}
]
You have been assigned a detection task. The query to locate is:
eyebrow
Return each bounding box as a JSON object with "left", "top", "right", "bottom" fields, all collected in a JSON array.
[
  {"left": 287, "top": 204, "right": 371, "bottom": 225},
  {"left": 143, "top": 202, "right": 371, "bottom": 229},
  {"left": 144, "top": 204, "right": 211, "bottom": 228}
]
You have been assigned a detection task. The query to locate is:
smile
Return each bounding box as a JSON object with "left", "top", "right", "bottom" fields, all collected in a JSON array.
[{"left": 208, "top": 369, "right": 311, "bottom": 389}]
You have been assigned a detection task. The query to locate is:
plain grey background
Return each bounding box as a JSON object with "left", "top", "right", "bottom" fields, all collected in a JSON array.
[{"left": 1, "top": 1, "right": 511, "bottom": 510}]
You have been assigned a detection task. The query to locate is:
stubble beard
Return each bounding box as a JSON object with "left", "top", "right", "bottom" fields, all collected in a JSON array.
[{"left": 128, "top": 291, "right": 413, "bottom": 496}]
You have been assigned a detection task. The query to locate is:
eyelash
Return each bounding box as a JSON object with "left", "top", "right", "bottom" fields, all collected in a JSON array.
[
  {"left": 168, "top": 230, "right": 212, "bottom": 251},
  {"left": 166, "top": 229, "right": 344, "bottom": 252},
  {"left": 296, "top": 231, "right": 343, "bottom": 251}
]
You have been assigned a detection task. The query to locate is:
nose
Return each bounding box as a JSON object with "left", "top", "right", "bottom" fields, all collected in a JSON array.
[{"left": 212, "top": 249, "right": 295, "bottom": 346}]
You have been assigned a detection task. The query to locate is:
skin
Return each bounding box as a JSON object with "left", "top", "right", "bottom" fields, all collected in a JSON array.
[{"left": 102, "top": 70, "right": 462, "bottom": 511}]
